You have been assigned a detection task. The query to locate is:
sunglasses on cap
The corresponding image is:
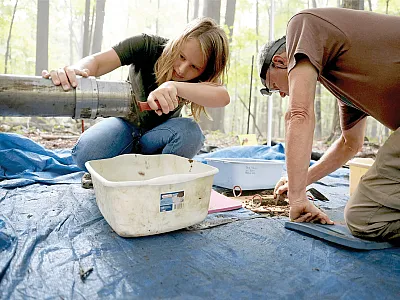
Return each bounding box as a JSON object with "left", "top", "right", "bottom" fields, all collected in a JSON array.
[{"left": 259, "top": 36, "right": 286, "bottom": 96}]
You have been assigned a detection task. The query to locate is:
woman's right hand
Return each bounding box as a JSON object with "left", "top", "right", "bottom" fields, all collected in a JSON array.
[
  {"left": 147, "top": 81, "right": 179, "bottom": 116},
  {"left": 42, "top": 66, "right": 90, "bottom": 91},
  {"left": 274, "top": 177, "right": 288, "bottom": 198}
]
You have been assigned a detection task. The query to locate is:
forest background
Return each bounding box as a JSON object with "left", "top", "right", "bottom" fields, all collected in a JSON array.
[{"left": 1, "top": 0, "right": 399, "bottom": 150}]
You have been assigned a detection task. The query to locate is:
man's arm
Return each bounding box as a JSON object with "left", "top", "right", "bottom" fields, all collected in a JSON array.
[
  {"left": 286, "top": 57, "right": 332, "bottom": 224},
  {"left": 306, "top": 117, "right": 367, "bottom": 185}
]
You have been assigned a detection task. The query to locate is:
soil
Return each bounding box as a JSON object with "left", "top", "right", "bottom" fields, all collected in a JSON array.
[{"left": 23, "top": 132, "right": 80, "bottom": 150}]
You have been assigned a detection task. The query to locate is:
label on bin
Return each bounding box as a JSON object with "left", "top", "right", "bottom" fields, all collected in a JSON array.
[{"left": 160, "top": 191, "right": 185, "bottom": 212}]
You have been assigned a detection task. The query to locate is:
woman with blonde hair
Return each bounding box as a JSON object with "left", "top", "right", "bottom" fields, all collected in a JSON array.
[{"left": 43, "top": 17, "right": 229, "bottom": 173}]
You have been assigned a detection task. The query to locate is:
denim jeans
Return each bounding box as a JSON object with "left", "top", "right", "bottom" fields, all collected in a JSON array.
[{"left": 72, "top": 117, "right": 205, "bottom": 171}]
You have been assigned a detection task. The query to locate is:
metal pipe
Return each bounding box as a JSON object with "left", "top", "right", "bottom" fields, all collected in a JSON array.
[{"left": 0, "top": 74, "right": 134, "bottom": 119}]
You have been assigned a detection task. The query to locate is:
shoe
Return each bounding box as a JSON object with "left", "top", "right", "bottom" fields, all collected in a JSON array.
[{"left": 81, "top": 172, "right": 93, "bottom": 189}]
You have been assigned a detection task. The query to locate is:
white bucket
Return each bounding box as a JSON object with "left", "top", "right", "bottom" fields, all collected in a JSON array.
[
  {"left": 205, "top": 158, "right": 285, "bottom": 190},
  {"left": 86, "top": 154, "right": 218, "bottom": 237}
]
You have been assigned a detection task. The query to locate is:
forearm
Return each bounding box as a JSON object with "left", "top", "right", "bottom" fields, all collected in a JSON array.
[
  {"left": 71, "top": 49, "right": 121, "bottom": 77},
  {"left": 285, "top": 111, "right": 315, "bottom": 202},
  {"left": 306, "top": 135, "right": 359, "bottom": 185},
  {"left": 173, "top": 82, "right": 230, "bottom": 107},
  {"left": 70, "top": 56, "right": 99, "bottom": 76}
]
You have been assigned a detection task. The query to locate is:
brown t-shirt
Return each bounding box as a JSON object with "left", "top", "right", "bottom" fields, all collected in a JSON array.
[{"left": 286, "top": 8, "right": 400, "bottom": 130}]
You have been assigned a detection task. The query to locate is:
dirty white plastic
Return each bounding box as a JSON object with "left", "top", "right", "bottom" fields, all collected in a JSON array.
[
  {"left": 348, "top": 157, "right": 375, "bottom": 196},
  {"left": 205, "top": 158, "right": 285, "bottom": 190},
  {"left": 85, "top": 154, "right": 218, "bottom": 237}
]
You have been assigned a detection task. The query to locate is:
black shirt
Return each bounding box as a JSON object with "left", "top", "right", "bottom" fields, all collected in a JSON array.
[{"left": 112, "top": 34, "right": 183, "bottom": 130}]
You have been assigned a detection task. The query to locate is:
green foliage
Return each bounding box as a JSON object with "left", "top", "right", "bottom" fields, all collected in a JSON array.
[{"left": 376, "top": 0, "right": 400, "bottom": 14}]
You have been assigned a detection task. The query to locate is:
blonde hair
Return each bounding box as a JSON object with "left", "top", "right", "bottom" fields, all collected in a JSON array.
[{"left": 154, "top": 17, "right": 229, "bottom": 121}]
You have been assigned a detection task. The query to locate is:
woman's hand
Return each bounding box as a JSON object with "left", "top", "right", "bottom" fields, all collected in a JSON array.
[
  {"left": 147, "top": 81, "right": 179, "bottom": 116},
  {"left": 42, "top": 66, "right": 90, "bottom": 91}
]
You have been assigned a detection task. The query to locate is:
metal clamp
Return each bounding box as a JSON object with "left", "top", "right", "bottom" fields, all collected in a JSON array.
[{"left": 75, "top": 77, "right": 99, "bottom": 119}]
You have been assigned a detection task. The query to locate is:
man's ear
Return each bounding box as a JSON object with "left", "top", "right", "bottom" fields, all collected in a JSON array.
[{"left": 272, "top": 53, "right": 288, "bottom": 68}]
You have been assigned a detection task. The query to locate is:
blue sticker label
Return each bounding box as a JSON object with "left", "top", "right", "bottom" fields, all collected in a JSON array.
[{"left": 160, "top": 191, "right": 185, "bottom": 212}]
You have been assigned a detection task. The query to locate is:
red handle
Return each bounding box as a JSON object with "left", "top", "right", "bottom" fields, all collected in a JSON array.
[{"left": 137, "top": 101, "right": 161, "bottom": 112}]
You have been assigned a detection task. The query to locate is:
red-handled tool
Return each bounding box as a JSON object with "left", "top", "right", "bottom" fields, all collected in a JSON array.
[{"left": 137, "top": 101, "right": 162, "bottom": 112}]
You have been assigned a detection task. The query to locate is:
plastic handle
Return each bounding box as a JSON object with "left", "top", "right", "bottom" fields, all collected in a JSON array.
[{"left": 137, "top": 101, "right": 161, "bottom": 112}]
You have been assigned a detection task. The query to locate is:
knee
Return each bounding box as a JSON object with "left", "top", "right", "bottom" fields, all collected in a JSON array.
[
  {"left": 344, "top": 190, "right": 369, "bottom": 236},
  {"left": 163, "top": 118, "right": 204, "bottom": 158},
  {"left": 344, "top": 198, "right": 358, "bottom": 232},
  {"left": 71, "top": 118, "right": 133, "bottom": 171},
  {"left": 177, "top": 119, "right": 205, "bottom": 156},
  {"left": 183, "top": 119, "right": 204, "bottom": 144},
  {"left": 71, "top": 140, "right": 89, "bottom": 171}
]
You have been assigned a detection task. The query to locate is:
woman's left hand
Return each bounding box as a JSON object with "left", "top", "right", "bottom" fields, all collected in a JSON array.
[{"left": 147, "top": 81, "right": 179, "bottom": 116}]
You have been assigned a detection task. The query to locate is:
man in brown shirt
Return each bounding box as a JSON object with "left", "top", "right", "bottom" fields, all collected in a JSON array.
[{"left": 258, "top": 7, "right": 400, "bottom": 243}]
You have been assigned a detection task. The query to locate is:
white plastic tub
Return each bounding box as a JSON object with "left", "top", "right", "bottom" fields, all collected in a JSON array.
[
  {"left": 85, "top": 154, "right": 218, "bottom": 237},
  {"left": 205, "top": 158, "right": 285, "bottom": 190}
]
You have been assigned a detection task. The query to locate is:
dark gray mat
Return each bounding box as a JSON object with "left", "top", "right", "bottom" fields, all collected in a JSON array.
[{"left": 285, "top": 221, "right": 395, "bottom": 250}]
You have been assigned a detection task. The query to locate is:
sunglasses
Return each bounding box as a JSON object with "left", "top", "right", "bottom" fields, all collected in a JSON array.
[{"left": 259, "top": 36, "right": 286, "bottom": 96}]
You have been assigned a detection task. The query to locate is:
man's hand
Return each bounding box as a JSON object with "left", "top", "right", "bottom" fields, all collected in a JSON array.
[
  {"left": 274, "top": 177, "right": 288, "bottom": 198},
  {"left": 42, "top": 66, "right": 90, "bottom": 91},
  {"left": 274, "top": 177, "right": 333, "bottom": 224},
  {"left": 147, "top": 81, "right": 179, "bottom": 116},
  {"left": 290, "top": 196, "right": 334, "bottom": 224}
]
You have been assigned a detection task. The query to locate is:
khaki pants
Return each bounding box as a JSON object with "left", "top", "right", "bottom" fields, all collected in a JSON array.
[{"left": 344, "top": 127, "right": 400, "bottom": 244}]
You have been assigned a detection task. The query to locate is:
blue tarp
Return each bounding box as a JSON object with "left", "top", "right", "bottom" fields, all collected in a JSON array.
[
  {"left": 0, "top": 133, "right": 85, "bottom": 188},
  {"left": 0, "top": 133, "right": 399, "bottom": 299}
]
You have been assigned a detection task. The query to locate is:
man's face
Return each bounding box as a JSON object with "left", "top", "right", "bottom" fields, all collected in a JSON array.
[{"left": 265, "top": 56, "right": 289, "bottom": 98}]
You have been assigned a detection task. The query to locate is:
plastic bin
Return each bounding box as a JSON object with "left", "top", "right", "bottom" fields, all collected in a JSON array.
[
  {"left": 348, "top": 157, "right": 375, "bottom": 196},
  {"left": 205, "top": 158, "right": 285, "bottom": 190},
  {"left": 86, "top": 154, "right": 218, "bottom": 237}
]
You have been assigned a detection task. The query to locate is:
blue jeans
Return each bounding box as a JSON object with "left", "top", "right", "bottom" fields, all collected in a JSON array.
[{"left": 72, "top": 117, "right": 205, "bottom": 171}]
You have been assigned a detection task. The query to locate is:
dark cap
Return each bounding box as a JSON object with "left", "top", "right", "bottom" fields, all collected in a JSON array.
[{"left": 259, "top": 36, "right": 286, "bottom": 96}]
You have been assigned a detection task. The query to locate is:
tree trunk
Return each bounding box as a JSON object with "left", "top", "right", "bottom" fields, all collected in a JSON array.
[
  {"left": 88, "top": 4, "right": 95, "bottom": 53},
  {"left": 368, "top": 0, "right": 372, "bottom": 11},
  {"left": 384, "top": 126, "right": 390, "bottom": 142},
  {"left": 311, "top": 0, "right": 322, "bottom": 140},
  {"left": 156, "top": 0, "right": 160, "bottom": 35},
  {"left": 202, "top": 0, "right": 221, "bottom": 23},
  {"left": 252, "top": 1, "right": 259, "bottom": 134},
  {"left": 312, "top": 0, "right": 317, "bottom": 8},
  {"left": 315, "top": 82, "right": 322, "bottom": 140},
  {"left": 186, "top": 0, "right": 190, "bottom": 23},
  {"left": 370, "top": 118, "right": 377, "bottom": 139},
  {"left": 4, "top": 0, "right": 18, "bottom": 74},
  {"left": 225, "top": 0, "right": 236, "bottom": 43},
  {"left": 69, "top": 0, "right": 74, "bottom": 65},
  {"left": 82, "top": 0, "right": 91, "bottom": 58},
  {"left": 35, "top": 0, "right": 49, "bottom": 76},
  {"left": 277, "top": 98, "right": 283, "bottom": 138},
  {"left": 342, "top": 0, "right": 364, "bottom": 10},
  {"left": 91, "top": 0, "right": 106, "bottom": 54},
  {"left": 192, "top": 0, "right": 199, "bottom": 20},
  {"left": 326, "top": 100, "right": 341, "bottom": 143},
  {"left": 199, "top": 0, "right": 225, "bottom": 132}
]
